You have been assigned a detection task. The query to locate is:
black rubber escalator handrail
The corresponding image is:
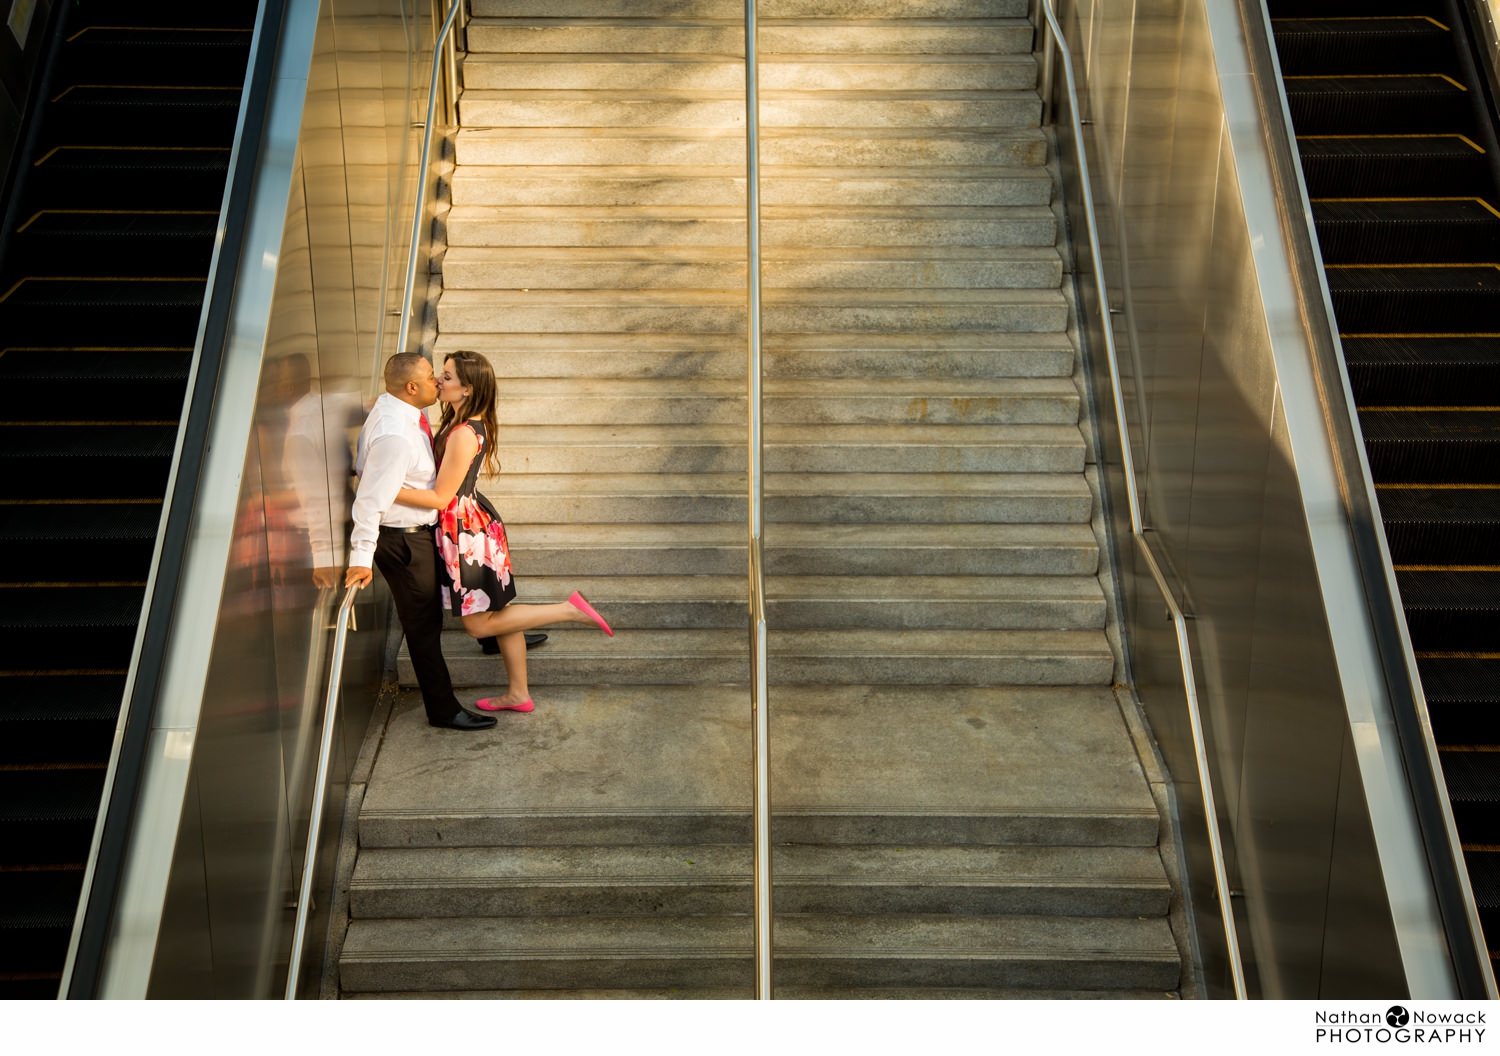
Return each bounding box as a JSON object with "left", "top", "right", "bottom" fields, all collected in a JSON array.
[
  {"left": 1241, "top": 0, "right": 1493, "bottom": 999},
  {"left": 65, "top": 0, "right": 290, "bottom": 999},
  {"left": 0, "top": 0, "right": 74, "bottom": 275}
]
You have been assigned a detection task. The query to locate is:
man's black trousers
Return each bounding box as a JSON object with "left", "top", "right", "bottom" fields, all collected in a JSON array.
[{"left": 374, "top": 526, "right": 461, "bottom": 724}]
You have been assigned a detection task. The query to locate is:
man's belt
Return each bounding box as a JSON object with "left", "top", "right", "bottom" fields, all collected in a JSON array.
[{"left": 379, "top": 522, "right": 434, "bottom": 535}]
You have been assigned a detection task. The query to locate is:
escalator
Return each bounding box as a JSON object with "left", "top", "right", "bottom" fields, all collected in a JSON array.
[
  {"left": 0, "top": 0, "right": 256, "bottom": 999},
  {"left": 1270, "top": 0, "right": 1500, "bottom": 976}
]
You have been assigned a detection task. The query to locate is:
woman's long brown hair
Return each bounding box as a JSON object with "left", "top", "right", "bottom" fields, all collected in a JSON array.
[{"left": 434, "top": 350, "right": 500, "bottom": 476}]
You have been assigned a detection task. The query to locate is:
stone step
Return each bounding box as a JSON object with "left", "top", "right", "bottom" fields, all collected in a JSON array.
[
  {"left": 432, "top": 331, "right": 1076, "bottom": 380},
  {"left": 500, "top": 522, "right": 1099, "bottom": 576},
  {"left": 349, "top": 844, "right": 1170, "bottom": 919},
  {"left": 449, "top": 166, "right": 1052, "bottom": 208},
  {"left": 460, "top": 90, "right": 1041, "bottom": 131},
  {"left": 469, "top": 1, "right": 1031, "bottom": 18},
  {"left": 399, "top": 626, "right": 1114, "bottom": 686},
  {"left": 482, "top": 423, "right": 1084, "bottom": 474},
  {"left": 451, "top": 376, "right": 1078, "bottom": 425},
  {"left": 454, "top": 126, "right": 1048, "bottom": 167},
  {"left": 466, "top": 19, "right": 1035, "bottom": 57},
  {"left": 441, "top": 245, "right": 1061, "bottom": 291},
  {"left": 462, "top": 53, "right": 1037, "bottom": 92},
  {"left": 339, "top": 913, "right": 1179, "bottom": 993},
  {"left": 347, "top": 986, "right": 1177, "bottom": 999},
  {"left": 488, "top": 472, "right": 1093, "bottom": 525},
  {"left": 443, "top": 204, "right": 1058, "bottom": 249},
  {"left": 477, "top": 573, "right": 1105, "bottom": 630},
  {"left": 440, "top": 288, "right": 1068, "bottom": 335},
  {"left": 357, "top": 683, "right": 1158, "bottom": 848}
]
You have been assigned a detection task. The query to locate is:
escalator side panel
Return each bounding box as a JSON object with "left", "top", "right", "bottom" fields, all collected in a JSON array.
[{"left": 1271, "top": 0, "right": 1500, "bottom": 980}]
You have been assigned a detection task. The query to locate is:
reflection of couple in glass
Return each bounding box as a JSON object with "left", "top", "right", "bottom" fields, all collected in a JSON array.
[{"left": 344, "top": 350, "right": 613, "bottom": 731}]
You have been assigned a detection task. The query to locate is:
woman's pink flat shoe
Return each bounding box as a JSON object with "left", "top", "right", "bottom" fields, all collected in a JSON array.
[
  {"left": 475, "top": 697, "right": 534, "bottom": 712},
  {"left": 568, "top": 590, "right": 613, "bottom": 637}
]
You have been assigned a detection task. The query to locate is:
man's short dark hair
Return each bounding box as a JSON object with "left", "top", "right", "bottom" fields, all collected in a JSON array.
[{"left": 384, "top": 352, "right": 428, "bottom": 389}]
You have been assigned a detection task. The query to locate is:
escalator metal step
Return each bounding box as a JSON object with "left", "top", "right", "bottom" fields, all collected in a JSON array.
[
  {"left": 1377, "top": 487, "right": 1500, "bottom": 564},
  {"left": 1362, "top": 410, "right": 1500, "bottom": 483},
  {"left": 0, "top": 674, "right": 126, "bottom": 767},
  {"left": 0, "top": 503, "right": 163, "bottom": 581},
  {"left": 1397, "top": 570, "right": 1500, "bottom": 651},
  {"left": 0, "top": 770, "right": 108, "bottom": 868},
  {"left": 0, "top": 350, "right": 191, "bottom": 422},
  {"left": 1417, "top": 657, "right": 1500, "bottom": 745},
  {"left": 24, "top": 148, "right": 231, "bottom": 211},
  {"left": 1285, "top": 75, "right": 1472, "bottom": 135},
  {"left": 0, "top": 871, "right": 85, "bottom": 975},
  {"left": 1296, "top": 135, "right": 1490, "bottom": 198},
  {"left": 0, "top": 424, "right": 177, "bottom": 499},
  {"left": 60, "top": 29, "right": 251, "bottom": 89},
  {"left": 1326, "top": 265, "right": 1500, "bottom": 333},
  {"left": 1346, "top": 336, "right": 1500, "bottom": 405},
  {"left": 70, "top": 0, "right": 260, "bottom": 28},
  {"left": 1313, "top": 199, "right": 1500, "bottom": 264},
  {"left": 0, "top": 278, "right": 208, "bottom": 346},
  {"left": 1463, "top": 851, "right": 1500, "bottom": 957},
  {"left": 8, "top": 213, "right": 217, "bottom": 283},
  {"left": 1439, "top": 751, "right": 1500, "bottom": 844},
  {"left": 44, "top": 86, "right": 242, "bottom": 148},
  {"left": 1267, "top": 0, "right": 1448, "bottom": 16},
  {"left": 1271, "top": 17, "right": 1454, "bottom": 78},
  {"left": 0, "top": 587, "right": 146, "bottom": 671}
]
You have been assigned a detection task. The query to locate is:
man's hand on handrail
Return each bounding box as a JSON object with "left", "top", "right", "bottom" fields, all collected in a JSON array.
[{"left": 345, "top": 566, "right": 373, "bottom": 590}]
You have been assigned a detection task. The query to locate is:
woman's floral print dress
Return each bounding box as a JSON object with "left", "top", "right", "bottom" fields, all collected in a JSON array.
[{"left": 434, "top": 420, "right": 517, "bottom": 616}]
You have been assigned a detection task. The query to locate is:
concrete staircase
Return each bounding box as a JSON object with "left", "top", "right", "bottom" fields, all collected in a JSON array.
[{"left": 341, "top": 0, "right": 1181, "bottom": 998}]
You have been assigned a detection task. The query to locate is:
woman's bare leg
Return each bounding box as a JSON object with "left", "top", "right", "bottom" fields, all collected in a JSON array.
[
  {"left": 493, "top": 631, "right": 530, "bottom": 704},
  {"left": 460, "top": 600, "right": 595, "bottom": 639},
  {"left": 474, "top": 631, "right": 532, "bottom": 711}
]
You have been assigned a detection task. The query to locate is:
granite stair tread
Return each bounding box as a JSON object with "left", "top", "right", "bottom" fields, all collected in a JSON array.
[
  {"left": 499, "top": 521, "right": 1098, "bottom": 576},
  {"left": 469, "top": 1, "right": 1031, "bottom": 17},
  {"left": 433, "top": 330, "right": 1078, "bottom": 380},
  {"left": 339, "top": 912, "right": 1180, "bottom": 992},
  {"left": 347, "top": 986, "right": 1177, "bottom": 999},
  {"left": 358, "top": 684, "right": 1158, "bottom": 848},
  {"left": 350, "top": 843, "right": 1170, "bottom": 919}
]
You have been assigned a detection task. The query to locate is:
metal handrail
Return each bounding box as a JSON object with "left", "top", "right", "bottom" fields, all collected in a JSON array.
[
  {"left": 284, "top": 583, "right": 360, "bottom": 1000},
  {"left": 394, "top": 0, "right": 465, "bottom": 360},
  {"left": 743, "top": 0, "right": 773, "bottom": 1002},
  {"left": 1034, "top": 0, "right": 1247, "bottom": 999}
]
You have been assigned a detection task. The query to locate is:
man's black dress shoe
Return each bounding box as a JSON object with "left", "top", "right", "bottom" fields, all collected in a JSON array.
[
  {"left": 429, "top": 711, "right": 497, "bottom": 730},
  {"left": 479, "top": 633, "right": 547, "bottom": 654}
]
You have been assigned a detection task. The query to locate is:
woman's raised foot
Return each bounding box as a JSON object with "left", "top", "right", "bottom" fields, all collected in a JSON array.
[{"left": 567, "top": 590, "right": 613, "bottom": 637}]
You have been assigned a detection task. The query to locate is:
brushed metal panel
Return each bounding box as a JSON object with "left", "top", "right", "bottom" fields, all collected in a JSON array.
[
  {"left": 1184, "top": 136, "right": 1276, "bottom": 865},
  {"left": 144, "top": 770, "right": 214, "bottom": 998},
  {"left": 1321, "top": 727, "right": 1410, "bottom": 999},
  {"left": 137, "top": 0, "right": 424, "bottom": 997},
  {"left": 1053, "top": 0, "right": 1454, "bottom": 999},
  {"left": 1235, "top": 396, "right": 1343, "bottom": 999}
]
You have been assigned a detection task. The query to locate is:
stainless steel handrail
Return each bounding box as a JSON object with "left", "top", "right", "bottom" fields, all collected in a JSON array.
[
  {"left": 743, "top": 0, "right": 773, "bottom": 1002},
  {"left": 284, "top": 583, "right": 359, "bottom": 999},
  {"left": 394, "top": 0, "right": 464, "bottom": 360},
  {"left": 1034, "top": 0, "right": 1247, "bottom": 999}
]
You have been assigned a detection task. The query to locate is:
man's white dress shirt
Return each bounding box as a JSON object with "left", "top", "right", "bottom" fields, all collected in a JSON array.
[{"left": 348, "top": 392, "right": 437, "bottom": 569}]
